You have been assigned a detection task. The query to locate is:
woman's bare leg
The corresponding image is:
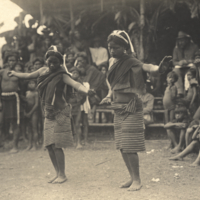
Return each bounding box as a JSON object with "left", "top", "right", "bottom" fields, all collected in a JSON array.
[
  {"left": 46, "top": 144, "right": 59, "bottom": 183},
  {"left": 52, "top": 146, "right": 67, "bottom": 183}
]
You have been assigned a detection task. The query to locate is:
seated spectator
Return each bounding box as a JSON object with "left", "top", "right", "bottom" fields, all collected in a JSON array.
[
  {"left": 172, "top": 31, "right": 199, "bottom": 97},
  {"left": 138, "top": 85, "right": 154, "bottom": 125},
  {"left": 164, "top": 103, "right": 190, "bottom": 154},
  {"left": 169, "top": 124, "right": 200, "bottom": 167},
  {"left": 184, "top": 106, "right": 200, "bottom": 147},
  {"left": 89, "top": 36, "right": 109, "bottom": 70},
  {"left": 182, "top": 68, "right": 199, "bottom": 117},
  {"left": 163, "top": 71, "right": 178, "bottom": 123}
]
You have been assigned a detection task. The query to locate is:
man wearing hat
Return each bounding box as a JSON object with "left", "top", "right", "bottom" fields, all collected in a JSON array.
[
  {"left": 173, "top": 31, "right": 199, "bottom": 97},
  {"left": 164, "top": 101, "right": 190, "bottom": 154},
  {"left": 8, "top": 45, "right": 95, "bottom": 183}
]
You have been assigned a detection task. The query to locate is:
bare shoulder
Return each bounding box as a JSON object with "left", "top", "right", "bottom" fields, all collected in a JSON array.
[{"left": 38, "top": 66, "right": 48, "bottom": 75}]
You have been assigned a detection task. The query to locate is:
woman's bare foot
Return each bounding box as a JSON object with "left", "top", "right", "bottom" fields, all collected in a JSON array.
[
  {"left": 48, "top": 176, "right": 58, "bottom": 183},
  {"left": 52, "top": 176, "right": 67, "bottom": 184},
  {"left": 127, "top": 181, "right": 142, "bottom": 191},
  {"left": 119, "top": 180, "right": 132, "bottom": 188},
  {"left": 169, "top": 156, "right": 183, "bottom": 161}
]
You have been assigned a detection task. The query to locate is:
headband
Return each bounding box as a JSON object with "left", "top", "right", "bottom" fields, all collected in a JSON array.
[{"left": 110, "top": 30, "right": 134, "bottom": 53}]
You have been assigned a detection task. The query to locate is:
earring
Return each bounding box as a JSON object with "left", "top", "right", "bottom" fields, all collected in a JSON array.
[{"left": 124, "top": 50, "right": 127, "bottom": 53}]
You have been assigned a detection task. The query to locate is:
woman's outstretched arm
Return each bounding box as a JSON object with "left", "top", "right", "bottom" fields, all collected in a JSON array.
[
  {"left": 8, "top": 67, "right": 45, "bottom": 79},
  {"left": 63, "top": 74, "right": 89, "bottom": 94}
]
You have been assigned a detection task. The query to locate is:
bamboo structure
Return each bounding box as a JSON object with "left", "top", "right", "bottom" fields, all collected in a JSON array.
[
  {"left": 39, "top": 0, "right": 44, "bottom": 25},
  {"left": 69, "top": 0, "right": 75, "bottom": 33},
  {"left": 101, "top": 0, "right": 104, "bottom": 12},
  {"left": 140, "top": 0, "right": 145, "bottom": 61}
]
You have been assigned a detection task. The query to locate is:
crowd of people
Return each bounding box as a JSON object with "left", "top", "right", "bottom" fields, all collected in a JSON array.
[
  {"left": 0, "top": 29, "right": 200, "bottom": 168},
  {"left": 0, "top": 26, "right": 200, "bottom": 191}
]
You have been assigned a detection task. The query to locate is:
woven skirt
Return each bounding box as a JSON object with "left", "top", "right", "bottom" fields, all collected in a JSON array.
[
  {"left": 43, "top": 106, "right": 74, "bottom": 148},
  {"left": 114, "top": 109, "right": 146, "bottom": 153}
]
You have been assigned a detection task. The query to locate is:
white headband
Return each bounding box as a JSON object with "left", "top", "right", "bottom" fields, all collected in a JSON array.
[{"left": 110, "top": 30, "right": 134, "bottom": 53}]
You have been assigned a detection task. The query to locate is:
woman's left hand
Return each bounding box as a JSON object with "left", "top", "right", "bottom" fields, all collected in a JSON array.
[
  {"left": 88, "top": 89, "right": 96, "bottom": 97},
  {"left": 7, "top": 70, "right": 16, "bottom": 77}
]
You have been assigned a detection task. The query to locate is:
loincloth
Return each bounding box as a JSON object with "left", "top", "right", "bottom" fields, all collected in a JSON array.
[{"left": 1, "top": 92, "right": 20, "bottom": 124}]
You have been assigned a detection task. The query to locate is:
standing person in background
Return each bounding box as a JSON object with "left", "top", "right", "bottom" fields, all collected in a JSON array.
[
  {"left": 163, "top": 71, "right": 178, "bottom": 123},
  {"left": 24, "top": 80, "right": 39, "bottom": 151},
  {"left": 89, "top": 36, "right": 109, "bottom": 70},
  {"left": 100, "top": 30, "right": 161, "bottom": 191},
  {"left": 172, "top": 31, "right": 199, "bottom": 97},
  {"left": 0, "top": 50, "right": 21, "bottom": 153},
  {"left": 8, "top": 46, "right": 95, "bottom": 184}
]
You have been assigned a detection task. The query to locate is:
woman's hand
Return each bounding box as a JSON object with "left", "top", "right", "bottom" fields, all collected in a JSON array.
[
  {"left": 7, "top": 71, "right": 16, "bottom": 77},
  {"left": 100, "top": 97, "right": 111, "bottom": 105},
  {"left": 88, "top": 89, "right": 96, "bottom": 97}
]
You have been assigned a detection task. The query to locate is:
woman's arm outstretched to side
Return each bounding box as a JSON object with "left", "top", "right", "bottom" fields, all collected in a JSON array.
[{"left": 8, "top": 67, "right": 47, "bottom": 79}]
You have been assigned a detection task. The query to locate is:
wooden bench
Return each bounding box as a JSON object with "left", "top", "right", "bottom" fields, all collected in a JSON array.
[{"left": 89, "top": 104, "right": 165, "bottom": 128}]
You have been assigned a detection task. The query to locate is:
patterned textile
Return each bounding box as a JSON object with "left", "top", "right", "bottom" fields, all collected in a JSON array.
[
  {"left": 114, "top": 109, "right": 145, "bottom": 153},
  {"left": 112, "top": 97, "right": 145, "bottom": 153},
  {"left": 1, "top": 93, "right": 20, "bottom": 124},
  {"left": 43, "top": 105, "right": 74, "bottom": 148}
]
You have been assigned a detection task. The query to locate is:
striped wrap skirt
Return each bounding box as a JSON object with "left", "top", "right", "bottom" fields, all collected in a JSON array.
[
  {"left": 43, "top": 105, "right": 74, "bottom": 148},
  {"left": 113, "top": 100, "right": 146, "bottom": 153}
]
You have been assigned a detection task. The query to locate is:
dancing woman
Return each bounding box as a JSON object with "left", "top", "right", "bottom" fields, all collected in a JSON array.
[
  {"left": 101, "top": 30, "right": 160, "bottom": 191},
  {"left": 9, "top": 46, "right": 94, "bottom": 184}
]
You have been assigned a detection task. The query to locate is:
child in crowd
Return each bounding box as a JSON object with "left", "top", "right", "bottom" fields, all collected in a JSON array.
[
  {"left": 24, "top": 80, "right": 39, "bottom": 150},
  {"left": 164, "top": 102, "right": 190, "bottom": 154},
  {"left": 68, "top": 67, "right": 86, "bottom": 148},
  {"left": 169, "top": 123, "right": 200, "bottom": 167},
  {"left": 183, "top": 68, "right": 198, "bottom": 117},
  {"left": 163, "top": 71, "right": 178, "bottom": 123}
]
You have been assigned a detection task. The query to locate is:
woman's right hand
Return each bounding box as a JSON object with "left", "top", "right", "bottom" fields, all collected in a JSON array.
[
  {"left": 7, "top": 71, "right": 16, "bottom": 77},
  {"left": 100, "top": 97, "right": 111, "bottom": 105}
]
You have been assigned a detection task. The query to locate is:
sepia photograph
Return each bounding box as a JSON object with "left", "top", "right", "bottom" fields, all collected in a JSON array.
[{"left": 0, "top": 0, "right": 200, "bottom": 199}]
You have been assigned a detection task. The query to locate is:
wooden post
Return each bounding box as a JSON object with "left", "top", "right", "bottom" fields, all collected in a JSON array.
[
  {"left": 140, "top": 0, "right": 145, "bottom": 61},
  {"left": 101, "top": 0, "right": 104, "bottom": 12},
  {"left": 69, "top": 0, "right": 75, "bottom": 33},
  {"left": 39, "top": 0, "right": 44, "bottom": 25}
]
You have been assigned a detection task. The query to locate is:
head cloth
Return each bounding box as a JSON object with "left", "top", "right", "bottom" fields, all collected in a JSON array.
[{"left": 109, "top": 30, "right": 135, "bottom": 53}]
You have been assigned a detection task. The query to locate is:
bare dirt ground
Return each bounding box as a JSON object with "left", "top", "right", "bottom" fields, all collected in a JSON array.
[{"left": 0, "top": 135, "right": 200, "bottom": 200}]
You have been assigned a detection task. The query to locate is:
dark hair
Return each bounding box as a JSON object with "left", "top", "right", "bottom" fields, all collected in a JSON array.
[
  {"left": 75, "top": 53, "right": 88, "bottom": 63},
  {"left": 188, "top": 68, "right": 196, "bottom": 78},
  {"left": 32, "top": 57, "right": 44, "bottom": 65},
  {"left": 167, "top": 71, "right": 178, "bottom": 83},
  {"left": 15, "top": 61, "right": 24, "bottom": 72}
]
